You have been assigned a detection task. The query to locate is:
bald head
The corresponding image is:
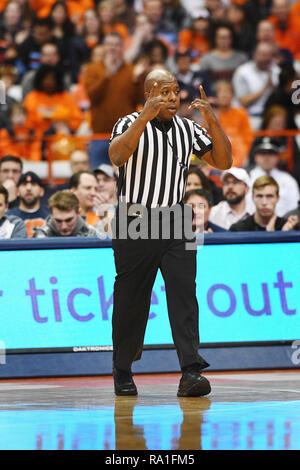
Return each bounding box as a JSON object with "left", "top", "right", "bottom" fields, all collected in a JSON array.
[
  {"left": 144, "top": 69, "right": 176, "bottom": 93},
  {"left": 272, "top": 0, "right": 290, "bottom": 19},
  {"left": 143, "top": 68, "right": 180, "bottom": 121},
  {"left": 256, "top": 20, "right": 275, "bottom": 43},
  {"left": 254, "top": 41, "right": 274, "bottom": 70}
]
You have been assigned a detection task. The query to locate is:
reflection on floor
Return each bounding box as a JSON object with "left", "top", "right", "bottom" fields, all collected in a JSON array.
[{"left": 0, "top": 371, "right": 299, "bottom": 450}]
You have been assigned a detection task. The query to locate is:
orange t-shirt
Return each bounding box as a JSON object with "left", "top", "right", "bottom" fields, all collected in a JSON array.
[
  {"left": 102, "top": 23, "right": 130, "bottom": 42},
  {"left": 23, "top": 90, "right": 83, "bottom": 135},
  {"left": 178, "top": 30, "right": 209, "bottom": 61},
  {"left": 0, "top": 127, "right": 42, "bottom": 161},
  {"left": 218, "top": 107, "right": 254, "bottom": 167},
  {"left": 25, "top": 219, "right": 46, "bottom": 238},
  {"left": 291, "top": 1, "right": 300, "bottom": 16},
  {"left": 29, "top": 0, "right": 94, "bottom": 24},
  {"left": 267, "top": 14, "right": 300, "bottom": 59},
  {"left": 85, "top": 212, "right": 100, "bottom": 226},
  {"left": 66, "top": 0, "right": 95, "bottom": 24},
  {"left": 0, "top": 0, "right": 9, "bottom": 12},
  {"left": 28, "top": 0, "right": 56, "bottom": 17}
]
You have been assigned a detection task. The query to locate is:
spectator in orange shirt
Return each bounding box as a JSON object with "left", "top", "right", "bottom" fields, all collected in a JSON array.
[
  {"left": 97, "top": 0, "right": 129, "bottom": 42},
  {"left": 0, "top": 103, "right": 41, "bottom": 160},
  {"left": 254, "top": 19, "right": 293, "bottom": 64},
  {"left": 29, "top": 0, "right": 56, "bottom": 18},
  {"left": 291, "top": 0, "right": 300, "bottom": 17},
  {"left": 29, "top": 0, "right": 95, "bottom": 25},
  {"left": 0, "top": 0, "right": 9, "bottom": 13},
  {"left": 23, "top": 64, "right": 83, "bottom": 136},
  {"left": 66, "top": 0, "right": 95, "bottom": 26},
  {"left": 267, "top": 0, "right": 300, "bottom": 59},
  {"left": 178, "top": 12, "right": 211, "bottom": 63},
  {"left": 214, "top": 79, "right": 254, "bottom": 167}
]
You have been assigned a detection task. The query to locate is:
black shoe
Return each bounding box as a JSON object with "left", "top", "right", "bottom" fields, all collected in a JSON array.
[
  {"left": 113, "top": 368, "right": 138, "bottom": 396},
  {"left": 177, "top": 364, "right": 211, "bottom": 397}
]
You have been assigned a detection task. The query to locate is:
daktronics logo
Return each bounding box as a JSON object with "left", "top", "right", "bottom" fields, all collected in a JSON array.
[{"left": 206, "top": 270, "right": 296, "bottom": 318}]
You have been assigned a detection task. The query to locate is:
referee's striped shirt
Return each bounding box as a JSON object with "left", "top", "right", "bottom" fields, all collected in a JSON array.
[{"left": 110, "top": 112, "right": 212, "bottom": 208}]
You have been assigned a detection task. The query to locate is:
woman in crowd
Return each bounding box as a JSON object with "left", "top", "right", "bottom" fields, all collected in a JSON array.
[
  {"left": 186, "top": 166, "right": 223, "bottom": 205},
  {"left": 198, "top": 22, "right": 248, "bottom": 86},
  {"left": 48, "top": 1, "right": 75, "bottom": 40},
  {"left": 184, "top": 188, "right": 226, "bottom": 233},
  {"left": 97, "top": 0, "right": 129, "bottom": 41},
  {"left": 68, "top": 8, "right": 104, "bottom": 82},
  {"left": 226, "top": 2, "right": 254, "bottom": 54}
]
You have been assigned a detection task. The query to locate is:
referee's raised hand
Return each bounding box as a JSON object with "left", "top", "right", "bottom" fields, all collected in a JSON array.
[
  {"left": 141, "top": 82, "right": 166, "bottom": 121},
  {"left": 188, "top": 84, "right": 232, "bottom": 170},
  {"left": 189, "top": 85, "right": 216, "bottom": 123}
]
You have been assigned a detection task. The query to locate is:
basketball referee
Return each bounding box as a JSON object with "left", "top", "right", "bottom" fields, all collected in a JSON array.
[{"left": 109, "top": 69, "right": 232, "bottom": 397}]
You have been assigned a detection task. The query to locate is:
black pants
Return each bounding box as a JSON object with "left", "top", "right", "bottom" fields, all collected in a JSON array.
[{"left": 111, "top": 205, "right": 209, "bottom": 372}]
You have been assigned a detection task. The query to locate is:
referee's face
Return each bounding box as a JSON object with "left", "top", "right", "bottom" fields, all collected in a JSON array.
[{"left": 155, "top": 77, "right": 180, "bottom": 121}]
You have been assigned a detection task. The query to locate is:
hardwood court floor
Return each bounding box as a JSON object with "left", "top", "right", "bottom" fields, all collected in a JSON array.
[{"left": 0, "top": 370, "right": 299, "bottom": 450}]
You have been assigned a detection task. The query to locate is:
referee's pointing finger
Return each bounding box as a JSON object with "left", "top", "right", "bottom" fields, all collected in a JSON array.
[
  {"left": 200, "top": 85, "right": 207, "bottom": 100},
  {"left": 149, "top": 82, "right": 158, "bottom": 98}
]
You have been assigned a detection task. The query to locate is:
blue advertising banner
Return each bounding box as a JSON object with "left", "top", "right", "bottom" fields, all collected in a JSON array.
[{"left": 0, "top": 237, "right": 299, "bottom": 351}]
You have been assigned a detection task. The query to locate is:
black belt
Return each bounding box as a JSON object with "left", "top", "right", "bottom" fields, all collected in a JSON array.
[{"left": 124, "top": 201, "right": 185, "bottom": 218}]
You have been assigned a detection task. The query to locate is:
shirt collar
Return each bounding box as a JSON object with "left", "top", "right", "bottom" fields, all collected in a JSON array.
[
  {"left": 151, "top": 117, "right": 174, "bottom": 132},
  {"left": 224, "top": 200, "right": 250, "bottom": 217}
]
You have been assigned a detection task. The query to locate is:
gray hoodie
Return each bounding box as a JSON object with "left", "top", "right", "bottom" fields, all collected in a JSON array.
[
  {"left": 33, "top": 215, "right": 98, "bottom": 238},
  {"left": 0, "top": 215, "right": 28, "bottom": 239}
]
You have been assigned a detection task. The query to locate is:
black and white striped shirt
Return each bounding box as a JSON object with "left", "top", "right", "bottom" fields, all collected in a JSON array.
[{"left": 110, "top": 112, "right": 212, "bottom": 208}]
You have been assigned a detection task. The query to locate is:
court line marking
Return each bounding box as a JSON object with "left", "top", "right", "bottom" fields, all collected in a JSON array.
[
  {"left": 208, "top": 374, "right": 300, "bottom": 382},
  {"left": 0, "top": 384, "right": 61, "bottom": 391},
  {"left": 212, "top": 385, "right": 300, "bottom": 393}
]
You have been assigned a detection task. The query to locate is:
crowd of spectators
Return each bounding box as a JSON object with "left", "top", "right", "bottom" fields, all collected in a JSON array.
[{"left": 0, "top": 0, "right": 299, "bottom": 239}]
